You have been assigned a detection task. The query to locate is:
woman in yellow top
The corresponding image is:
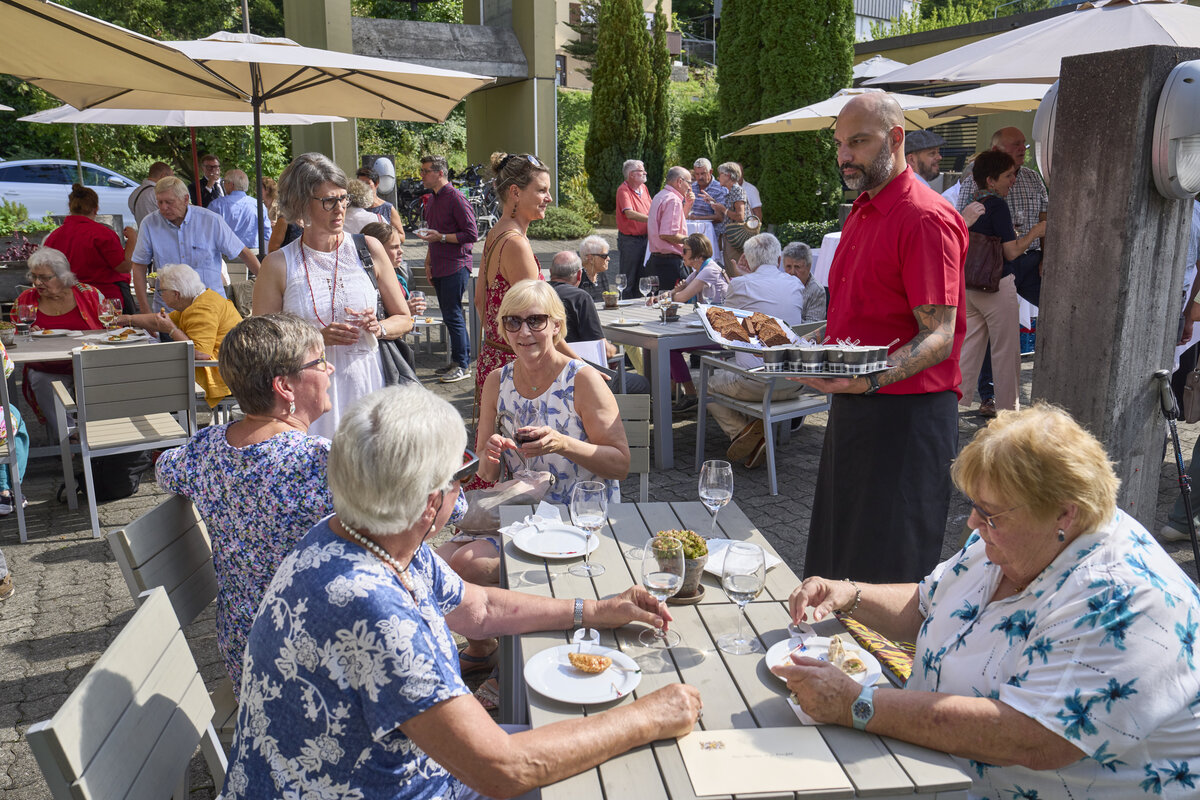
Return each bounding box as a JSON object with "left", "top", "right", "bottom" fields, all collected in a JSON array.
[{"left": 115, "top": 262, "right": 242, "bottom": 407}]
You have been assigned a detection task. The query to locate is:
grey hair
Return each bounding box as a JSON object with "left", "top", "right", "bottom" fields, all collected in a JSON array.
[
  {"left": 278, "top": 152, "right": 348, "bottom": 223},
  {"left": 781, "top": 241, "right": 812, "bottom": 265},
  {"left": 743, "top": 233, "right": 782, "bottom": 271},
  {"left": 693, "top": 157, "right": 712, "bottom": 170},
  {"left": 329, "top": 385, "right": 466, "bottom": 535},
  {"left": 217, "top": 313, "right": 321, "bottom": 416},
  {"left": 157, "top": 263, "right": 207, "bottom": 299},
  {"left": 622, "top": 159, "right": 644, "bottom": 178},
  {"left": 717, "top": 162, "right": 742, "bottom": 182},
  {"left": 27, "top": 246, "right": 76, "bottom": 287},
  {"left": 665, "top": 166, "right": 691, "bottom": 185},
  {"left": 421, "top": 154, "right": 449, "bottom": 176},
  {"left": 549, "top": 250, "right": 582, "bottom": 280},
  {"left": 579, "top": 234, "right": 608, "bottom": 257},
  {"left": 223, "top": 169, "right": 250, "bottom": 193},
  {"left": 154, "top": 176, "right": 191, "bottom": 201},
  {"left": 347, "top": 179, "right": 373, "bottom": 209}
]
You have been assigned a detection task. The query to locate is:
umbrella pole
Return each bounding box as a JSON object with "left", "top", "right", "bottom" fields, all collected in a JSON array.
[
  {"left": 254, "top": 102, "right": 265, "bottom": 256},
  {"left": 72, "top": 124, "right": 82, "bottom": 183},
  {"left": 191, "top": 127, "right": 202, "bottom": 206}
]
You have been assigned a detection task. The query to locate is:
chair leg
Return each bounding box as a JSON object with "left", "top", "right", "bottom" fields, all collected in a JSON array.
[
  {"left": 695, "top": 364, "right": 709, "bottom": 471},
  {"left": 764, "top": 419, "right": 778, "bottom": 496},
  {"left": 56, "top": 406, "right": 77, "bottom": 511},
  {"left": 640, "top": 472, "right": 649, "bottom": 503},
  {"left": 81, "top": 452, "right": 102, "bottom": 539}
]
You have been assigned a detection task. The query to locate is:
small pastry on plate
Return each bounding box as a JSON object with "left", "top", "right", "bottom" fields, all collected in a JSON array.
[{"left": 567, "top": 651, "right": 613, "bottom": 674}]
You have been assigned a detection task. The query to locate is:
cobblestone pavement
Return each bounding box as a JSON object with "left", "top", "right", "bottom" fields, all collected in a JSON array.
[{"left": 0, "top": 231, "right": 1195, "bottom": 797}]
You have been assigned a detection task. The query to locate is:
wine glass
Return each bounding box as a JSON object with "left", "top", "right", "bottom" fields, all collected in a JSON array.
[
  {"left": 718, "top": 542, "right": 765, "bottom": 655},
  {"left": 99, "top": 298, "right": 121, "bottom": 330},
  {"left": 698, "top": 460, "right": 733, "bottom": 538},
  {"left": 647, "top": 275, "right": 660, "bottom": 297},
  {"left": 16, "top": 303, "right": 36, "bottom": 341},
  {"left": 639, "top": 534, "right": 684, "bottom": 647},
  {"left": 614, "top": 273, "right": 627, "bottom": 298},
  {"left": 638, "top": 276, "right": 653, "bottom": 300},
  {"left": 568, "top": 480, "right": 607, "bottom": 578}
]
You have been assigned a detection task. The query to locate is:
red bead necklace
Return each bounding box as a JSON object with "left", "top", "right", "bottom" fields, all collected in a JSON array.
[{"left": 299, "top": 233, "right": 341, "bottom": 327}]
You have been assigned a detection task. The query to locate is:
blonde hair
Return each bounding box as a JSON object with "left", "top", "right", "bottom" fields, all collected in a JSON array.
[
  {"left": 951, "top": 403, "right": 1120, "bottom": 535},
  {"left": 497, "top": 279, "right": 567, "bottom": 348}
]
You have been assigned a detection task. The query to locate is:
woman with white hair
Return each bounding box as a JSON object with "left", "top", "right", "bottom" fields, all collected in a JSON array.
[
  {"left": 116, "top": 262, "right": 242, "bottom": 408},
  {"left": 252, "top": 152, "right": 413, "bottom": 440},
  {"left": 341, "top": 178, "right": 378, "bottom": 235},
  {"left": 223, "top": 384, "right": 700, "bottom": 800},
  {"left": 11, "top": 247, "right": 103, "bottom": 438},
  {"left": 704, "top": 162, "right": 751, "bottom": 274}
]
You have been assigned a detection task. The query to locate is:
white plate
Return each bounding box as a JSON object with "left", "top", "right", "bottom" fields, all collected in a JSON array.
[
  {"left": 617, "top": 298, "right": 642, "bottom": 307},
  {"left": 86, "top": 330, "right": 152, "bottom": 345},
  {"left": 606, "top": 319, "right": 641, "bottom": 328},
  {"left": 32, "top": 329, "right": 72, "bottom": 337},
  {"left": 511, "top": 521, "right": 600, "bottom": 559},
  {"left": 765, "top": 637, "right": 882, "bottom": 687},
  {"left": 524, "top": 644, "right": 641, "bottom": 704}
]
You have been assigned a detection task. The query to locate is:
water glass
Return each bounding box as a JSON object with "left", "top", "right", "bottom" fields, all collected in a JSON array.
[
  {"left": 569, "top": 480, "right": 607, "bottom": 578},
  {"left": 698, "top": 460, "right": 733, "bottom": 538},
  {"left": 639, "top": 534, "right": 684, "bottom": 647},
  {"left": 718, "top": 542, "right": 765, "bottom": 655}
]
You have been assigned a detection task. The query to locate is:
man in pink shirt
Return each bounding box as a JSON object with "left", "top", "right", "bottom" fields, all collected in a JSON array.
[
  {"left": 643, "top": 166, "right": 694, "bottom": 291},
  {"left": 616, "top": 159, "right": 651, "bottom": 297}
]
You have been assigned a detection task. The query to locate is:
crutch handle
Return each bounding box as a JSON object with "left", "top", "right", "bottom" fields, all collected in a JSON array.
[{"left": 1155, "top": 369, "right": 1179, "bottom": 420}]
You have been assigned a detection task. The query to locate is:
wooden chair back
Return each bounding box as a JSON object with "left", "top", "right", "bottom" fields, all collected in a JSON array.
[
  {"left": 26, "top": 587, "right": 227, "bottom": 799},
  {"left": 616, "top": 393, "right": 650, "bottom": 502},
  {"left": 73, "top": 341, "right": 197, "bottom": 425}
]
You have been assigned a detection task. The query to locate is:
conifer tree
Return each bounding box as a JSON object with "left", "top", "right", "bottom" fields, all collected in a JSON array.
[
  {"left": 643, "top": 0, "right": 672, "bottom": 190},
  {"left": 715, "top": 0, "right": 760, "bottom": 173}
]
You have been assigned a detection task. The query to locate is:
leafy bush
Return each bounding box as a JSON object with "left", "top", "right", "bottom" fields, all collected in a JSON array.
[
  {"left": 561, "top": 171, "right": 601, "bottom": 224},
  {"left": 676, "top": 91, "right": 720, "bottom": 167},
  {"left": 775, "top": 219, "right": 839, "bottom": 248},
  {"left": 528, "top": 206, "right": 593, "bottom": 240},
  {"left": 0, "top": 200, "right": 55, "bottom": 237}
]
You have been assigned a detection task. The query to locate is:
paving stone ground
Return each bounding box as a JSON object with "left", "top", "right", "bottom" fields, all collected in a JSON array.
[{"left": 0, "top": 230, "right": 1195, "bottom": 797}]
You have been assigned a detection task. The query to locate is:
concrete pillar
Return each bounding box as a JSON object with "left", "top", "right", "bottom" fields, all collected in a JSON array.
[
  {"left": 283, "top": 0, "right": 359, "bottom": 176},
  {"left": 1034, "top": 45, "right": 1200, "bottom": 526}
]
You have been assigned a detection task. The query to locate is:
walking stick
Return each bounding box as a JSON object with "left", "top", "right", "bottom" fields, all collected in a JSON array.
[{"left": 1153, "top": 369, "right": 1200, "bottom": 582}]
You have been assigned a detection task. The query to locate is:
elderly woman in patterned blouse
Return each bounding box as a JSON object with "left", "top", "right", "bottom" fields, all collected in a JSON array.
[
  {"left": 777, "top": 403, "right": 1200, "bottom": 799},
  {"left": 156, "top": 313, "right": 335, "bottom": 698},
  {"left": 223, "top": 384, "right": 700, "bottom": 800}
]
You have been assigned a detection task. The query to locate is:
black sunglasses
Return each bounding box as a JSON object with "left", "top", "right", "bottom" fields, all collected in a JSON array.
[
  {"left": 454, "top": 449, "right": 480, "bottom": 483},
  {"left": 502, "top": 314, "right": 550, "bottom": 333}
]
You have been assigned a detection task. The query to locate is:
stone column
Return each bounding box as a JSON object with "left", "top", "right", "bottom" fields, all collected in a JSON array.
[{"left": 1034, "top": 45, "right": 1200, "bottom": 525}]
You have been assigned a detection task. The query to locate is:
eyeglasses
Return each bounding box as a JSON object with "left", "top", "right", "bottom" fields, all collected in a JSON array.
[
  {"left": 28, "top": 272, "right": 55, "bottom": 285},
  {"left": 453, "top": 449, "right": 480, "bottom": 483},
  {"left": 297, "top": 354, "right": 329, "bottom": 372},
  {"left": 501, "top": 314, "right": 550, "bottom": 332},
  {"left": 968, "top": 498, "right": 1024, "bottom": 529},
  {"left": 313, "top": 194, "right": 350, "bottom": 211}
]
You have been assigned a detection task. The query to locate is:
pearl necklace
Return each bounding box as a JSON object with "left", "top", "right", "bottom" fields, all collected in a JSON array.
[{"left": 341, "top": 520, "right": 415, "bottom": 592}]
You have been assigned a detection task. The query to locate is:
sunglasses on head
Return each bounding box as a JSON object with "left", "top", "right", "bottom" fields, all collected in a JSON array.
[
  {"left": 499, "top": 153, "right": 543, "bottom": 171},
  {"left": 454, "top": 449, "right": 480, "bottom": 483},
  {"left": 501, "top": 314, "right": 550, "bottom": 333}
]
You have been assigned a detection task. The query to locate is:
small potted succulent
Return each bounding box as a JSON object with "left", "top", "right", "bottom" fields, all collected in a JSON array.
[
  {"left": 0, "top": 321, "right": 14, "bottom": 348},
  {"left": 658, "top": 529, "right": 707, "bottom": 599}
]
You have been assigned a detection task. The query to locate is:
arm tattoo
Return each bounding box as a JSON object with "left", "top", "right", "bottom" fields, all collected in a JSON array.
[{"left": 880, "top": 304, "right": 956, "bottom": 388}]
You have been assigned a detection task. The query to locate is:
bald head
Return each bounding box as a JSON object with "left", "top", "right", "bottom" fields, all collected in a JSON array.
[
  {"left": 834, "top": 93, "right": 906, "bottom": 196},
  {"left": 842, "top": 92, "right": 905, "bottom": 134}
]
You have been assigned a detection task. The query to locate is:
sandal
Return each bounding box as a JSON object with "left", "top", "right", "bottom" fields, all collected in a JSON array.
[
  {"left": 474, "top": 675, "right": 501, "bottom": 711},
  {"left": 458, "top": 647, "right": 499, "bottom": 676}
]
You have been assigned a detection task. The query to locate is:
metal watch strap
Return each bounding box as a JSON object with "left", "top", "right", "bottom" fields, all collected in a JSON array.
[
  {"left": 573, "top": 598, "right": 584, "bottom": 628},
  {"left": 864, "top": 373, "right": 881, "bottom": 395},
  {"left": 851, "top": 684, "right": 876, "bottom": 731}
]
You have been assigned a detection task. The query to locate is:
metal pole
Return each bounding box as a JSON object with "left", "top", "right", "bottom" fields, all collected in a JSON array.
[
  {"left": 243, "top": 0, "right": 266, "bottom": 257},
  {"left": 72, "top": 124, "right": 82, "bottom": 183}
]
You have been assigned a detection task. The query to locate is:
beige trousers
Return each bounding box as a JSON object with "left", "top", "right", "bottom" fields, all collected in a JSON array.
[
  {"left": 957, "top": 274, "right": 1020, "bottom": 411},
  {"left": 706, "top": 370, "right": 801, "bottom": 438}
]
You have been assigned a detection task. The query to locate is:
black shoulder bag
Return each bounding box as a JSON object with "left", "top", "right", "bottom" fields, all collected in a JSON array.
[{"left": 350, "top": 234, "right": 418, "bottom": 386}]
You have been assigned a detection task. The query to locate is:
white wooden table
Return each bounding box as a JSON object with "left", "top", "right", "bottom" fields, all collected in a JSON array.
[{"left": 499, "top": 501, "right": 972, "bottom": 800}]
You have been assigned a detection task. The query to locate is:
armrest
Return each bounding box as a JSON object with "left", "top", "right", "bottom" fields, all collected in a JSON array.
[{"left": 51, "top": 380, "right": 76, "bottom": 414}]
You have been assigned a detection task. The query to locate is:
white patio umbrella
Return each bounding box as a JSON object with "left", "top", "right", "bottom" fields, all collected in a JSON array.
[
  {"left": 853, "top": 55, "right": 908, "bottom": 82},
  {"left": 724, "top": 88, "right": 964, "bottom": 137},
  {"left": 921, "top": 83, "right": 1052, "bottom": 118},
  {"left": 865, "top": 0, "right": 1200, "bottom": 85},
  {"left": 0, "top": 103, "right": 12, "bottom": 111}
]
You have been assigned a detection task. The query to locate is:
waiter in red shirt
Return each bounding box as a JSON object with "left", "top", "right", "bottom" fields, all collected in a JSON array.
[
  {"left": 615, "top": 159, "right": 651, "bottom": 298},
  {"left": 796, "top": 92, "right": 968, "bottom": 584}
]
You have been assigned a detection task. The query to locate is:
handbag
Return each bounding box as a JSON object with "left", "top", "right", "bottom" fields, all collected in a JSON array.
[
  {"left": 1183, "top": 363, "right": 1200, "bottom": 424},
  {"left": 724, "top": 220, "right": 754, "bottom": 250},
  {"left": 963, "top": 231, "right": 1005, "bottom": 292},
  {"left": 350, "top": 234, "right": 418, "bottom": 386}
]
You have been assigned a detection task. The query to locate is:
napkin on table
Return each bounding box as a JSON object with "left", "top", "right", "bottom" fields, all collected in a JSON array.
[
  {"left": 702, "top": 537, "right": 783, "bottom": 577},
  {"left": 498, "top": 502, "right": 563, "bottom": 538}
]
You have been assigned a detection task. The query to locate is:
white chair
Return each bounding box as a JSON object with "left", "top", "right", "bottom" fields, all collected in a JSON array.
[
  {"left": 52, "top": 341, "right": 198, "bottom": 538},
  {"left": 695, "top": 354, "right": 830, "bottom": 495},
  {"left": 26, "top": 586, "right": 228, "bottom": 800},
  {"left": 1, "top": 402, "right": 31, "bottom": 543},
  {"left": 616, "top": 393, "right": 651, "bottom": 502}
]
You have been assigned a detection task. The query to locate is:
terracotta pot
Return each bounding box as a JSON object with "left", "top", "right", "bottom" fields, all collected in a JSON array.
[{"left": 678, "top": 554, "right": 707, "bottom": 598}]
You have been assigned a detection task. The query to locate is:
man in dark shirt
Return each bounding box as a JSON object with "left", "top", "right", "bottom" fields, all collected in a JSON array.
[
  {"left": 415, "top": 154, "right": 479, "bottom": 383},
  {"left": 187, "top": 153, "right": 224, "bottom": 207},
  {"left": 549, "top": 251, "right": 649, "bottom": 395}
]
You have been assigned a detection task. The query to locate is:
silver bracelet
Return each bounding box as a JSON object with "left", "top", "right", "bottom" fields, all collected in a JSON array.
[
  {"left": 842, "top": 578, "right": 862, "bottom": 616},
  {"left": 573, "top": 598, "right": 584, "bottom": 628},
  {"left": 378, "top": 321, "right": 387, "bottom": 339}
]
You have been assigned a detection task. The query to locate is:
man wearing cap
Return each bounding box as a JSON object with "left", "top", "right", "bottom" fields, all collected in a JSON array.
[{"left": 905, "top": 130, "right": 945, "bottom": 188}]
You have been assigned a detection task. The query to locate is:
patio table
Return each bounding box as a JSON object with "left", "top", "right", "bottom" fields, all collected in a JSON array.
[
  {"left": 498, "top": 500, "right": 972, "bottom": 800},
  {"left": 598, "top": 303, "right": 711, "bottom": 469}
]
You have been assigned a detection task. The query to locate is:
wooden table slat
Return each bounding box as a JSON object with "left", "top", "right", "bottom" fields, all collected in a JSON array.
[{"left": 879, "top": 737, "right": 974, "bottom": 793}]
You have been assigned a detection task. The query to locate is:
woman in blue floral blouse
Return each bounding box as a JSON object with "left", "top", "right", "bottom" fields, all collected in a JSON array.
[
  {"left": 156, "top": 313, "right": 335, "bottom": 698},
  {"left": 778, "top": 404, "right": 1200, "bottom": 799}
]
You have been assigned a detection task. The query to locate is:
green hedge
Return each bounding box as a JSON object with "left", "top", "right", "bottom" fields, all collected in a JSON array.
[
  {"left": 528, "top": 206, "right": 593, "bottom": 240},
  {"left": 775, "top": 219, "right": 838, "bottom": 248}
]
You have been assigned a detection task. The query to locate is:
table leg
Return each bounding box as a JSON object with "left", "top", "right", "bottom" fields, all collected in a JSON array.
[{"left": 649, "top": 342, "right": 673, "bottom": 469}]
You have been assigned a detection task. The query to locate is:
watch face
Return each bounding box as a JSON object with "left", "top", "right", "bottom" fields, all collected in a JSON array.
[{"left": 852, "top": 698, "right": 872, "bottom": 721}]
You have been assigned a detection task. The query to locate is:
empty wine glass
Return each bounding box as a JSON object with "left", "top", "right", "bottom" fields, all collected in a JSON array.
[
  {"left": 568, "top": 480, "right": 607, "bottom": 578},
  {"left": 16, "top": 303, "right": 36, "bottom": 341},
  {"left": 718, "top": 542, "right": 765, "bottom": 655},
  {"left": 638, "top": 276, "right": 653, "bottom": 300},
  {"left": 639, "top": 534, "right": 684, "bottom": 647},
  {"left": 699, "top": 460, "right": 733, "bottom": 538},
  {"left": 614, "top": 273, "right": 628, "bottom": 297}
]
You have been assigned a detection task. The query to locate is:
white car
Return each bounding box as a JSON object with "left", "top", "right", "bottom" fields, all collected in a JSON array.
[{"left": 0, "top": 159, "right": 139, "bottom": 223}]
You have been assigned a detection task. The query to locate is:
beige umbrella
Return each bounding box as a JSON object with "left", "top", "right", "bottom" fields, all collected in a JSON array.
[
  {"left": 724, "top": 88, "right": 963, "bottom": 137},
  {"left": 0, "top": 0, "right": 242, "bottom": 106},
  {"left": 922, "top": 83, "right": 1052, "bottom": 118},
  {"left": 853, "top": 55, "right": 908, "bottom": 82},
  {"left": 865, "top": 0, "right": 1200, "bottom": 85}
]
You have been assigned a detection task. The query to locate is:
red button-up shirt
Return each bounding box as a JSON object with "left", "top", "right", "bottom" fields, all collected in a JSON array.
[
  {"left": 827, "top": 168, "right": 968, "bottom": 396},
  {"left": 616, "top": 180, "right": 650, "bottom": 237}
]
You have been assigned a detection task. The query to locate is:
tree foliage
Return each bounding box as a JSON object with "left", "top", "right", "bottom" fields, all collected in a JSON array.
[
  {"left": 562, "top": 0, "right": 601, "bottom": 82},
  {"left": 870, "top": 0, "right": 1058, "bottom": 38},
  {"left": 585, "top": 0, "right": 651, "bottom": 211},
  {"left": 715, "top": 0, "right": 759, "bottom": 172},
  {"left": 350, "top": 0, "right": 463, "bottom": 24},
  {"left": 643, "top": 0, "right": 672, "bottom": 191},
  {"left": 673, "top": 75, "right": 720, "bottom": 169}
]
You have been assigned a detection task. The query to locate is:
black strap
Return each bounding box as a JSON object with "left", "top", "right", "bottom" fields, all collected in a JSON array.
[
  {"left": 131, "top": 184, "right": 153, "bottom": 210},
  {"left": 351, "top": 233, "right": 386, "bottom": 319}
]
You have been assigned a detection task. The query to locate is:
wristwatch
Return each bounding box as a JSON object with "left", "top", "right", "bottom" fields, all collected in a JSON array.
[
  {"left": 851, "top": 684, "right": 876, "bottom": 730},
  {"left": 864, "top": 373, "right": 881, "bottom": 395},
  {"left": 440, "top": 232, "right": 447, "bottom": 243}
]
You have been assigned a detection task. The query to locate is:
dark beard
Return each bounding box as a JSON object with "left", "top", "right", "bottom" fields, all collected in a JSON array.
[{"left": 842, "top": 139, "right": 895, "bottom": 193}]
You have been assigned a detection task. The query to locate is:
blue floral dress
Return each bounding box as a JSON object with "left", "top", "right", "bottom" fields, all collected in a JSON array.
[
  {"left": 496, "top": 359, "right": 619, "bottom": 505},
  {"left": 908, "top": 511, "right": 1200, "bottom": 798},
  {"left": 155, "top": 424, "right": 333, "bottom": 697},
  {"left": 223, "top": 518, "right": 470, "bottom": 800}
]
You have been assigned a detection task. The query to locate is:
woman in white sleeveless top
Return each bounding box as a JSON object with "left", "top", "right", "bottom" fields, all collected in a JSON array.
[{"left": 253, "top": 153, "right": 413, "bottom": 440}]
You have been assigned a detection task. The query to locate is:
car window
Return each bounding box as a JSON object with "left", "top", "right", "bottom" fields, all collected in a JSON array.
[
  {"left": 81, "top": 166, "right": 114, "bottom": 187},
  {"left": 0, "top": 164, "right": 71, "bottom": 184}
]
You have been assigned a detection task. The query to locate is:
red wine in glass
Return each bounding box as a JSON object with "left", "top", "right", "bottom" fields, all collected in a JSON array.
[{"left": 514, "top": 429, "right": 539, "bottom": 445}]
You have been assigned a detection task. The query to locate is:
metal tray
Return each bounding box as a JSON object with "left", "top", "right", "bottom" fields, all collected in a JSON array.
[{"left": 696, "top": 304, "right": 802, "bottom": 353}]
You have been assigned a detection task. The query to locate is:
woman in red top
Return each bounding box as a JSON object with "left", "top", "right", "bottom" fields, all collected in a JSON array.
[
  {"left": 12, "top": 247, "right": 103, "bottom": 439},
  {"left": 43, "top": 184, "right": 136, "bottom": 308}
]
